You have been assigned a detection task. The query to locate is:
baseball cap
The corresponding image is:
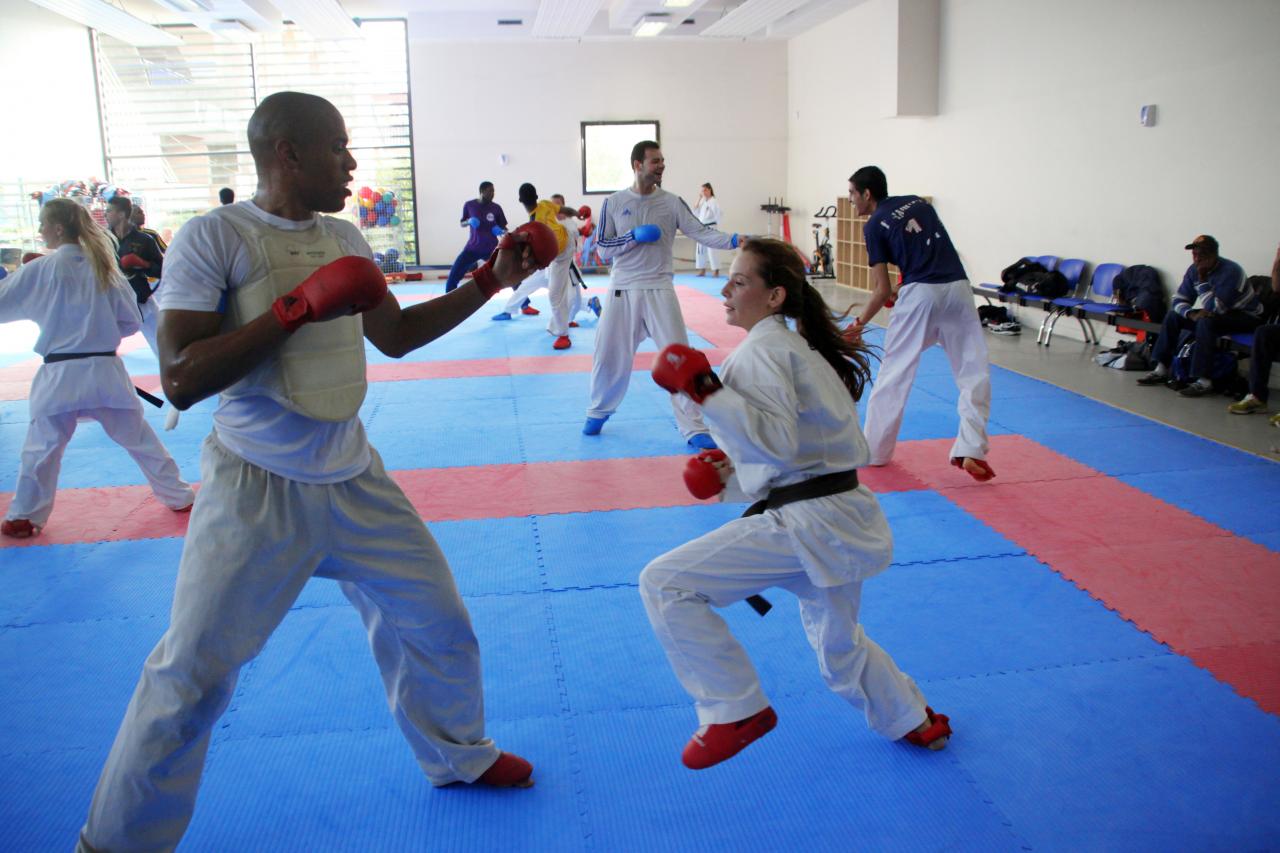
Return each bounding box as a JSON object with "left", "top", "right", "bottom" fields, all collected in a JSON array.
[{"left": 1184, "top": 235, "right": 1219, "bottom": 253}]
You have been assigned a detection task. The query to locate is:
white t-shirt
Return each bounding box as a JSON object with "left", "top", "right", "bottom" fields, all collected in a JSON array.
[{"left": 159, "top": 201, "right": 373, "bottom": 483}]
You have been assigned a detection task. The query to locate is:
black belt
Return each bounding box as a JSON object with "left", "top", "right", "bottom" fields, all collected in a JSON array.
[
  {"left": 740, "top": 469, "right": 861, "bottom": 617},
  {"left": 42, "top": 351, "right": 164, "bottom": 408},
  {"left": 43, "top": 351, "right": 115, "bottom": 364}
]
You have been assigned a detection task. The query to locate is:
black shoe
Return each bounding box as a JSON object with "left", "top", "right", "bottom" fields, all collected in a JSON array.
[
  {"left": 1179, "top": 382, "right": 1213, "bottom": 398},
  {"left": 1165, "top": 378, "right": 1189, "bottom": 391},
  {"left": 1136, "top": 371, "right": 1167, "bottom": 386}
]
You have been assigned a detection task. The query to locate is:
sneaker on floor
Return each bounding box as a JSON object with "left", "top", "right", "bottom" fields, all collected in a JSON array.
[
  {"left": 553, "top": 335, "right": 571, "bottom": 350},
  {"left": 988, "top": 321, "right": 1021, "bottom": 335},
  {"left": 1228, "top": 395, "right": 1266, "bottom": 414},
  {"left": 1271, "top": 412, "right": 1280, "bottom": 428},
  {"left": 682, "top": 706, "right": 777, "bottom": 770},
  {"left": 491, "top": 311, "right": 513, "bottom": 321},
  {"left": 1136, "top": 370, "right": 1168, "bottom": 386},
  {"left": 477, "top": 752, "right": 534, "bottom": 788},
  {"left": 1, "top": 518, "right": 39, "bottom": 538},
  {"left": 583, "top": 415, "right": 609, "bottom": 435},
  {"left": 687, "top": 433, "right": 718, "bottom": 451},
  {"left": 588, "top": 296, "right": 602, "bottom": 318},
  {"left": 521, "top": 305, "right": 541, "bottom": 316},
  {"left": 1165, "top": 378, "right": 1189, "bottom": 391},
  {"left": 1178, "top": 380, "right": 1214, "bottom": 398}
]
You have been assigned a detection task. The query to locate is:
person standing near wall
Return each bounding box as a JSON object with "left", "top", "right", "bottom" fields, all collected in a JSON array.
[
  {"left": 693, "top": 183, "right": 723, "bottom": 277},
  {"left": 847, "top": 165, "right": 995, "bottom": 482}
]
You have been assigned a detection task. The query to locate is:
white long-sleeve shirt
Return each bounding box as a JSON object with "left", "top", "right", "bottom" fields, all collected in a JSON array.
[
  {"left": 700, "top": 314, "right": 893, "bottom": 586},
  {"left": 0, "top": 243, "right": 144, "bottom": 417},
  {"left": 593, "top": 187, "right": 737, "bottom": 290}
]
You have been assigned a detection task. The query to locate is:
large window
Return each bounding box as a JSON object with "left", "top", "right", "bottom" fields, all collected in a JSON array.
[
  {"left": 580, "top": 120, "right": 660, "bottom": 195},
  {"left": 93, "top": 20, "right": 417, "bottom": 265}
]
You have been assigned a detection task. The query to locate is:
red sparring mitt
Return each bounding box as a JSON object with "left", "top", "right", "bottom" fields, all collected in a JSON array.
[
  {"left": 271, "top": 255, "right": 388, "bottom": 332},
  {"left": 471, "top": 220, "right": 558, "bottom": 298},
  {"left": 577, "top": 205, "right": 592, "bottom": 221},
  {"left": 120, "top": 253, "right": 149, "bottom": 271},
  {"left": 22, "top": 252, "right": 43, "bottom": 265},
  {"left": 652, "top": 343, "right": 722, "bottom": 404},
  {"left": 684, "top": 449, "right": 729, "bottom": 499}
]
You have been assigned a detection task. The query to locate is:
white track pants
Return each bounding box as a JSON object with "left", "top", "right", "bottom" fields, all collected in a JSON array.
[
  {"left": 502, "top": 270, "right": 547, "bottom": 314},
  {"left": 6, "top": 407, "right": 192, "bottom": 526},
  {"left": 586, "top": 287, "right": 707, "bottom": 439},
  {"left": 545, "top": 254, "right": 575, "bottom": 337},
  {"left": 863, "top": 278, "right": 991, "bottom": 464},
  {"left": 79, "top": 435, "right": 498, "bottom": 853},
  {"left": 695, "top": 244, "right": 717, "bottom": 273},
  {"left": 639, "top": 512, "right": 927, "bottom": 738}
]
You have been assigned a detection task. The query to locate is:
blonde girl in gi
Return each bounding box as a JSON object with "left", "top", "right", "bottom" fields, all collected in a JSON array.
[
  {"left": 0, "top": 199, "right": 193, "bottom": 538},
  {"left": 644, "top": 237, "right": 950, "bottom": 769}
]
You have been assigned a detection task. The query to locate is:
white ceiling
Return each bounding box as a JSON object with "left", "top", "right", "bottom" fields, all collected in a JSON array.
[{"left": 109, "top": 0, "right": 865, "bottom": 42}]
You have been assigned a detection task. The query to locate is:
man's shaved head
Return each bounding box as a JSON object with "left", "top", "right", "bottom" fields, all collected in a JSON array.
[{"left": 247, "top": 91, "right": 343, "bottom": 168}]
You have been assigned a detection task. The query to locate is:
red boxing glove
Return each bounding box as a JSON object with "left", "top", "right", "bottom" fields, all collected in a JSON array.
[
  {"left": 683, "top": 449, "right": 728, "bottom": 499},
  {"left": 651, "top": 343, "right": 722, "bottom": 404},
  {"left": 120, "top": 253, "right": 149, "bottom": 271},
  {"left": 271, "top": 256, "right": 388, "bottom": 332},
  {"left": 471, "top": 221, "right": 559, "bottom": 298},
  {"left": 22, "top": 252, "right": 44, "bottom": 265},
  {"left": 577, "top": 205, "right": 592, "bottom": 221},
  {"left": 579, "top": 222, "right": 593, "bottom": 238}
]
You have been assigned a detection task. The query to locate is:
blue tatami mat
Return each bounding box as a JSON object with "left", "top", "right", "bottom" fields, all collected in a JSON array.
[{"left": 1031, "top": 420, "right": 1272, "bottom": 477}]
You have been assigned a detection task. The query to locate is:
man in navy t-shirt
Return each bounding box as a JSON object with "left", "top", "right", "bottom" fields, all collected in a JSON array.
[
  {"left": 849, "top": 166, "right": 995, "bottom": 481},
  {"left": 445, "top": 181, "right": 508, "bottom": 292}
]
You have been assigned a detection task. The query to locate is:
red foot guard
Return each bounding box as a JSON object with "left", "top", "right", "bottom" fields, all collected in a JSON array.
[
  {"left": 903, "top": 706, "right": 951, "bottom": 750},
  {"left": 682, "top": 706, "right": 777, "bottom": 770},
  {"left": 477, "top": 752, "right": 534, "bottom": 788}
]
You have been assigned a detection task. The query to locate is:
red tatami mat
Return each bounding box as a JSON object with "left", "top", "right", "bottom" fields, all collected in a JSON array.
[
  {"left": 0, "top": 454, "right": 927, "bottom": 547},
  {"left": 889, "top": 434, "right": 1280, "bottom": 711},
  {"left": 675, "top": 285, "right": 747, "bottom": 350}
]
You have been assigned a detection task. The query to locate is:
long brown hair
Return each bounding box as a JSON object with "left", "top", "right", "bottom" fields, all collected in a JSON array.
[
  {"left": 740, "top": 237, "right": 874, "bottom": 401},
  {"left": 40, "top": 198, "right": 124, "bottom": 293}
]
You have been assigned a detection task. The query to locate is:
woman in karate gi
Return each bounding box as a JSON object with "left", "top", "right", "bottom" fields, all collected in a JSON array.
[
  {"left": 643, "top": 236, "right": 951, "bottom": 769},
  {"left": 0, "top": 198, "right": 193, "bottom": 538}
]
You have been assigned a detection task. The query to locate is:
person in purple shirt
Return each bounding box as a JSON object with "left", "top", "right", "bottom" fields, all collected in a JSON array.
[
  {"left": 1137, "top": 235, "right": 1261, "bottom": 396},
  {"left": 445, "top": 181, "right": 508, "bottom": 292},
  {"left": 848, "top": 165, "right": 995, "bottom": 482}
]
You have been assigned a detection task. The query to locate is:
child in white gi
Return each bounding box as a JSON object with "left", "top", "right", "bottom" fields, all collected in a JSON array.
[
  {"left": 644, "top": 237, "right": 951, "bottom": 769},
  {"left": 0, "top": 198, "right": 193, "bottom": 538}
]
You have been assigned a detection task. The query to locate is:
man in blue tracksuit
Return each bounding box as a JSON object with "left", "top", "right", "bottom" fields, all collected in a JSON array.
[{"left": 1138, "top": 235, "right": 1261, "bottom": 396}]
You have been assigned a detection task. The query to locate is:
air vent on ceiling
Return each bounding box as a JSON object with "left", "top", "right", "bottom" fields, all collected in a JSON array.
[{"left": 497, "top": 19, "right": 523, "bottom": 26}]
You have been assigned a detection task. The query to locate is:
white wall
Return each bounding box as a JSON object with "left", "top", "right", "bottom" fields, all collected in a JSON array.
[
  {"left": 0, "top": 3, "right": 104, "bottom": 182},
  {"left": 408, "top": 40, "right": 788, "bottom": 265},
  {"left": 788, "top": 0, "right": 1280, "bottom": 324}
]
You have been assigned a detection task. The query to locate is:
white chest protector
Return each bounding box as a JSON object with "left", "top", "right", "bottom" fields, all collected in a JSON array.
[{"left": 218, "top": 205, "right": 367, "bottom": 421}]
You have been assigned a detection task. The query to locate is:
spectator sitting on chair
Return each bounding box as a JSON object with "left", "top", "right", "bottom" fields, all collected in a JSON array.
[
  {"left": 1137, "top": 235, "right": 1261, "bottom": 396},
  {"left": 1227, "top": 242, "right": 1280, "bottom": 421}
]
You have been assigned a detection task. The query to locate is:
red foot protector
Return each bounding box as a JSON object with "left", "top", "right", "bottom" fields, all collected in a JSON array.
[
  {"left": 477, "top": 752, "right": 533, "bottom": 787},
  {"left": 682, "top": 706, "right": 777, "bottom": 770}
]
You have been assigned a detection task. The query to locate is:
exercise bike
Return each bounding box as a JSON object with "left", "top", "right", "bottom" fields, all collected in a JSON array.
[{"left": 810, "top": 204, "right": 836, "bottom": 279}]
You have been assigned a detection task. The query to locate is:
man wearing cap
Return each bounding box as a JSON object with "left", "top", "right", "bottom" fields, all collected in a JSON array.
[{"left": 1137, "top": 235, "right": 1261, "bottom": 396}]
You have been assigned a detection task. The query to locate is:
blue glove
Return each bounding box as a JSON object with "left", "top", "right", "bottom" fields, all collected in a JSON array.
[
  {"left": 633, "top": 224, "right": 661, "bottom": 243},
  {"left": 492, "top": 225, "right": 505, "bottom": 237},
  {"left": 468, "top": 216, "right": 481, "bottom": 228}
]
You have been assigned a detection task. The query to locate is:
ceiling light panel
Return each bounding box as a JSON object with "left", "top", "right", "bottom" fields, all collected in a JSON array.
[
  {"left": 269, "top": 0, "right": 362, "bottom": 40},
  {"left": 700, "top": 0, "right": 811, "bottom": 38},
  {"left": 531, "top": 0, "right": 601, "bottom": 38},
  {"left": 25, "top": 0, "right": 182, "bottom": 45}
]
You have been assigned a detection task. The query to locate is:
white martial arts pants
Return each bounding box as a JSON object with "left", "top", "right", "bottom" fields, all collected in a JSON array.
[
  {"left": 862, "top": 278, "right": 991, "bottom": 465},
  {"left": 695, "top": 244, "right": 717, "bottom": 273},
  {"left": 545, "top": 254, "right": 575, "bottom": 337},
  {"left": 586, "top": 287, "right": 708, "bottom": 439},
  {"left": 138, "top": 299, "right": 160, "bottom": 356},
  {"left": 79, "top": 434, "right": 498, "bottom": 853},
  {"left": 6, "top": 407, "right": 192, "bottom": 526},
  {"left": 639, "top": 511, "right": 927, "bottom": 739},
  {"left": 502, "top": 268, "right": 547, "bottom": 314}
]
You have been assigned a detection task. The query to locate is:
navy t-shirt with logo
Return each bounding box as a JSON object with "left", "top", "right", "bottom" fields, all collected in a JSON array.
[
  {"left": 863, "top": 195, "right": 966, "bottom": 285},
  {"left": 462, "top": 199, "right": 508, "bottom": 254}
]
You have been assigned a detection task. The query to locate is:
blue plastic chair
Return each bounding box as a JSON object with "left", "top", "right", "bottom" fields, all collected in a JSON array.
[
  {"left": 1027, "top": 258, "right": 1088, "bottom": 344},
  {"left": 1050, "top": 263, "right": 1127, "bottom": 345},
  {"left": 975, "top": 254, "right": 1061, "bottom": 304}
]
